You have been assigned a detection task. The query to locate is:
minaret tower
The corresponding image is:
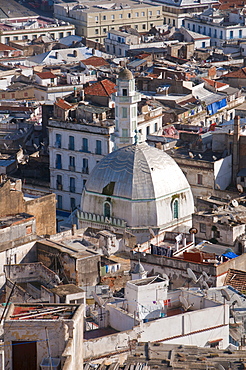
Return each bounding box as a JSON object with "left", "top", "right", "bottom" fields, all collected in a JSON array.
[{"left": 112, "top": 68, "right": 141, "bottom": 149}]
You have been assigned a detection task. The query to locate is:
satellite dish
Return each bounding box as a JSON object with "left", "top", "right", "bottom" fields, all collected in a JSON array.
[
  {"left": 216, "top": 364, "right": 226, "bottom": 370},
  {"left": 189, "top": 228, "right": 198, "bottom": 234},
  {"left": 180, "top": 296, "right": 191, "bottom": 311},
  {"left": 231, "top": 199, "right": 239, "bottom": 207},
  {"left": 237, "top": 183, "right": 244, "bottom": 193},
  {"left": 202, "top": 271, "right": 209, "bottom": 281},
  {"left": 187, "top": 268, "right": 198, "bottom": 283},
  {"left": 202, "top": 281, "right": 209, "bottom": 290},
  {"left": 221, "top": 288, "right": 230, "bottom": 301}
]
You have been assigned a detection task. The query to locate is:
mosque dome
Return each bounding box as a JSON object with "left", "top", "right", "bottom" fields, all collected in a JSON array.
[
  {"left": 81, "top": 142, "right": 194, "bottom": 233},
  {"left": 118, "top": 68, "right": 133, "bottom": 80}
]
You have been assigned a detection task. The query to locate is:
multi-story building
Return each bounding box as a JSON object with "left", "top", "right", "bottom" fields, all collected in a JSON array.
[
  {"left": 48, "top": 117, "right": 115, "bottom": 212},
  {"left": 0, "top": 16, "right": 75, "bottom": 44},
  {"left": 183, "top": 8, "right": 246, "bottom": 46},
  {"left": 157, "top": 0, "right": 219, "bottom": 28},
  {"left": 54, "top": 0, "right": 163, "bottom": 44}
]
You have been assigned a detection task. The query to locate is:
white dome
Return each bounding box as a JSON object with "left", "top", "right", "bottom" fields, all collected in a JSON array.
[{"left": 81, "top": 142, "right": 194, "bottom": 231}]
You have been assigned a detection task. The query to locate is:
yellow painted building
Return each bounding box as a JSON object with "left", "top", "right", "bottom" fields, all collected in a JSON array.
[{"left": 54, "top": 0, "right": 163, "bottom": 43}]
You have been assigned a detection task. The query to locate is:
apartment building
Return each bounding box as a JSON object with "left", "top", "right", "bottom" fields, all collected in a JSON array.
[
  {"left": 0, "top": 16, "right": 75, "bottom": 45},
  {"left": 54, "top": 0, "right": 163, "bottom": 44}
]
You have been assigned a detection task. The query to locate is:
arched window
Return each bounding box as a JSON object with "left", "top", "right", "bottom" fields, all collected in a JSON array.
[
  {"left": 104, "top": 202, "right": 111, "bottom": 218},
  {"left": 173, "top": 199, "right": 179, "bottom": 219}
]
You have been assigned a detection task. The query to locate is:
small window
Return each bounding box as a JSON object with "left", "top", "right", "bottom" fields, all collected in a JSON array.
[
  {"left": 103, "top": 15, "right": 107, "bottom": 20},
  {"left": 122, "top": 89, "right": 127, "bottom": 96},
  {"left": 135, "top": 12, "right": 139, "bottom": 17},
  {"left": 142, "top": 24, "right": 146, "bottom": 30},
  {"left": 69, "top": 135, "right": 74, "bottom": 150},
  {"left": 96, "top": 140, "right": 102, "bottom": 155},
  {"left": 57, "top": 195, "right": 63, "bottom": 209},
  {"left": 82, "top": 138, "right": 88, "bottom": 152},
  {"left": 200, "top": 223, "right": 206, "bottom": 233},
  {"left": 95, "top": 29, "right": 99, "bottom": 35},
  {"left": 173, "top": 199, "right": 179, "bottom": 219},
  {"left": 119, "top": 14, "right": 123, "bottom": 18},
  {"left": 70, "top": 197, "right": 76, "bottom": 211},
  {"left": 122, "top": 107, "right": 127, "bottom": 118},
  {"left": 95, "top": 16, "right": 99, "bottom": 21},
  {"left": 149, "top": 11, "right": 152, "bottom": 15},
  {"left": 103, "top": 28, "right": 107, "bottom": 33},
  {"left": 57, "top": 175, "right": 62, "bottom": 189},
  {"left": 197, "top": 174, "right": 203, "bottom": 185},
  {"left": 70, "top": 177, "right": 76, "bottom": 193},
  {"left": 104, "top": 202, "right": 111, "bottom": 218},
  {"left": 141, "top": 12, "right": 145, "bottom": 16},
  {"left": 111, "top": 14, "right": 114, "bottom": 20},
  {"left": 56, "top": 154, "right": 62, "bottom": 169},
  {"left": 128, "top": 13, "right": 131, "bottom": 18},
  {"left": 157, "top": 10, "right": 160, "bottom": 15},
  {"left": 146, "top": 126, "right": 150, "bottom": 136}
]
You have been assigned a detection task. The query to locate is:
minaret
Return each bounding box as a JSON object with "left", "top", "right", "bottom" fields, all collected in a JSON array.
[{"left": 112, "top": 68, "right": 141, "bottom": 149}]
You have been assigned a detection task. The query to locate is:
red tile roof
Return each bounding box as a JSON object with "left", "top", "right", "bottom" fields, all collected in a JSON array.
[
  {"left": 81, "top": 56, "right": 109, "bottom": 67},
  {"left": 55, "top": 98, "right": 72, "bottom": 110},
  {"left": 202, "top": 78, "right": 227, "bottom": 89},
  {"left": 84, "top": 79, "right": 116, "bottom": 97},
  {"left": 224, "top": 67, "right": 246, "bottom": 79},
  {"left": 0, "top": 43, "right": 16, "bottom": 51},
  {"left": 35, "top": 71, "right": 57, "bottom": 80}
]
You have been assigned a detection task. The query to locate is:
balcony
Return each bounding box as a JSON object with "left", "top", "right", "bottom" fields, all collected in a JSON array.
[
  {"left": 57, "top": 183, "right": 63, "bottom": 190},
  {"left": 69, "top": 165, "right": 75, "bottom": 172}
]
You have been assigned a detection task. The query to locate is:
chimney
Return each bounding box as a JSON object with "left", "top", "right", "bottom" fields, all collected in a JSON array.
[{"left": 232, "top": 115, "right": 241, "bottom": 185}]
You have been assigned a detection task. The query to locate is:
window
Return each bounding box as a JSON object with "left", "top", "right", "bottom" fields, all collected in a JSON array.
[
  {"left": 200, "top": 223, "right": 206, "bottom": 233},
  {"left": 122, "top": 107, "right": 127, "bottom": 118},
  {"left": 67, "top": 32, "right": 71, "bottom": 36},
  {"left": 230, "top": 30, "right": 233, "bottom": 39},
  {"left": 241, "top": 176, "right": 244, "bottom": 182},
  {"left": 95, "top": 16, "right": 99, "bottom": 21},
  {"left": 202, "top": 41, "right": 205, "bottom": 48},
  {"left": 96, "top": 140, "right": 102, "bottom": 155},
  {"left": 111, "top": 14, "right": 114, "bottom": 20},
  {"left": 69, "top": 156, "right": 75, "bottom": 170},
  {"left": 141, "top": 12, "right": 145, "bottom": 16},
  {"left": 59, "top": 32, "right": 64, "bottom": 38},
  {"left": 149, "top": 11, "right": 152, "bottom": 15},
  {"left": 214, "top": 29, "right": 217, "bottom": 38},
  {"left": 154, "top": 122, "right": 157, "bottom": 132},
  {"left": 208, "top": 28, "right": 211, "bottom": 36},
  {"left": 82, "top": 138, "right": 88, "bottom": 152},
  {"left": 70, "top": 197, "right": 76, "bottom": 211},
  {"left": 57, "top": 195, "right": 63, "bottom": 209},
  {"left": 220, "top": 30, "right": 223, "bottom": 39},
  {"left": 103, "top": 15, "right": 106, "bottom": 20},
  {"left": 70, "top": 177, "right": 76, "bottom": 193},
  {"left": 164, "top": 17, "right": 166, "bottom": 24},
  {"left": 104, "top": 202, "right": 111, "bottom": 218},
  {"left": 95, "top": 29, "right": 99, "bottom": 35},
  {"left": 57, "top": 175, "right": 62, "bottom": 190},
  {"left": 146, "top": 126, "right": 150, "bottom": 136},
  {"left": 135, "top": 12, "right": 139, "bottom": 17},
  {"left": 128, "top": 13, "right": 131, "bottom": 18},
  {"left": 122, "top": 128, "right": 128, "bottom": 137},
  {"left": 56, "top": 154, "right": 62, "bottom": 169},
  {"left": 173, "top": 199, "right": 179, "bottom": 219},
  {"left": 197, "top": 174, "right": 203, "bottom": 185},
  {"left": 82, "top": 158, "right": 89, "bottom": 174},
  {"left": 239, "top": 30, "right": 242, "bottom": 38},
  {"left": 192, "top": 24, "right": 195, "bottom": 32},
  {"left": 5, "top": 37, "right": 9, "bottom": 44},
  {"left": 69, "top": 135, "right": 74, "bottom": 150},
  {"left": 13, "top": 36, "right": 18, "bottom": 41},
  {"left": 135, "top": 25, "right": 138, "bottom": 29},
  {"left": 103, "top": 28, "right": 107, "bottom": 33},
  {"left": 119, "top": 14, "right": 123, "bottom": 18},
  {"left": 187, "top": 23, "right": 190, "bottom": 30},
  {"left": 157, "top": 10, "right": 160, "bottom": 15},
  {"left": 142, "top": 24, "right": 146, "bottom": 30},
  {"left": 172, "top": 19, "right": 175, "bottom": 26}
]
